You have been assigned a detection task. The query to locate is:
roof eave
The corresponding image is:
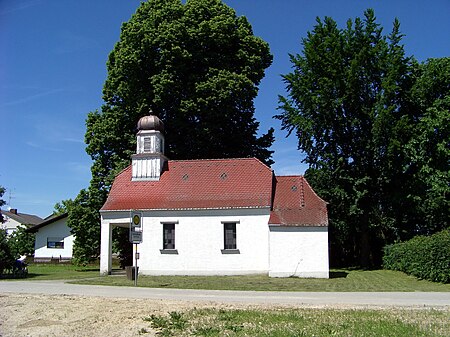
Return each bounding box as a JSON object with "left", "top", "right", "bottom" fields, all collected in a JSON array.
[
  {"left": 26, "top": 213, "right": 68, "bottom": 233},
  {"left": 268, "top": 223, "right": 328, "bottom": 227},
  {"left": 100, "top": 205, "right": 271, "bottom": 213}
]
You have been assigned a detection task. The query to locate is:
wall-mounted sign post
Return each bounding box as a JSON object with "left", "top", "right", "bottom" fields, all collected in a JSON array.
[
  {"left": 130, "top": 210, "right": 143, "bottom": 286},
  {"left": 134, "top": 244, "right": 139, "bottom": 286}
]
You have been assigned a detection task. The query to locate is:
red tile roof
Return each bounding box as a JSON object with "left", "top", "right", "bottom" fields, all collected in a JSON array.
[
  {"left": 101, "top": 158, "right": 328, "bottom": 227},
  {"left": 269, "top": 176, "right": 328, "bottom": 226},
  {"left": 101, "top": 158, "right": 273, "bottom": 211}
]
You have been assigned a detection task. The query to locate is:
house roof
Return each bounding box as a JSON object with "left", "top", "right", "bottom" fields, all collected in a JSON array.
[
  {"left": 269, "top": 176, "right": 328, "bottom": 226},
  {"left": 0, "top": 209, "right": 43, "bottom": 226},
  {"left": 26, "top": 213, "right": 68, "bottom": 233},
  {"left": 101, "top": 157, "right": 328, "bottom": 227},
  {"left": 101, "top": 158, "right": 274, "bottom": 212}
]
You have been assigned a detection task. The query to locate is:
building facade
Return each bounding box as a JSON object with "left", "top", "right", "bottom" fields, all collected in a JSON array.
[
  {"left": 100, "top": 114, "right": 329, "bottom": 278},
  {"left": 0, "top": 209, "right": 42, "bottom": 236},
  {"left": 28, "top": 213, "right": 74, "bottom": 262}
]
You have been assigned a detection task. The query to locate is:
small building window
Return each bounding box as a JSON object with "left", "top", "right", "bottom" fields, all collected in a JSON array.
[
  {"left": 223, "top": 222, "right": 237, "bottom": 250},
  {"left": 47, "top": 237, "right": 64, "bottom": 249},
  {"left": 163, "top": 223, "right": 175, "bottom": 250}
]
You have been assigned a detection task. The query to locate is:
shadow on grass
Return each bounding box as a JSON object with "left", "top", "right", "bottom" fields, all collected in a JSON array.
[
  {"left": 23, "top": 273, "right": 45, "bottom": 279},
  {"left": 0, "top": 274, "right": 30, "bottom": 280},
  {"left": 329, "top": 271, "right": 349, "bottom": 279}
]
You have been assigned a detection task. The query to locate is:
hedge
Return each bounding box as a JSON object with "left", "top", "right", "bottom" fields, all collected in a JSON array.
[{"left": 383, "top": 229, "right": 450, "bottom": 283}]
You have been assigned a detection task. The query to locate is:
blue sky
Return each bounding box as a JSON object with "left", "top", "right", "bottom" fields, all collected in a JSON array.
[{"left": 1, "top": 0, "right": 449, "bottom": 218}]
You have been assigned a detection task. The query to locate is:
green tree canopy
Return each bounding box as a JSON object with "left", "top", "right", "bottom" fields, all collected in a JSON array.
[
  {"left": 277, "top": 9, "right": 419, "bottom": 267},
  {"left": 86, "top": 0, "right": 274, "bottom": 193},
  {"left": 53, "top": 199, "right": 74, "bottom": 216},
  {"left": 8, "top": 226, "right": 35, "bottom": 259},
  {"left": 0, "top": 186, "right": 5, "bottom": 223},
  {"left": 72, "top": 0, "right": 274, "bottom": 264},
  {"left": 406, "top": 57, "right": 450, "bottom": 233},
  {"left": 0, "top": 229, "right": 14, "bottom": 274},
  {"left": 0, "top": 186, "right": 5, "bottom": 208},
  {"left": 68, "top": 189, "right": 102, "bottom": 265}
]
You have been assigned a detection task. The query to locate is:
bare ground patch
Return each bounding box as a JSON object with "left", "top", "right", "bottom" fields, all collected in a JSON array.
[{"left": 0, "top": 293, "right": 448, "bottom": 337}]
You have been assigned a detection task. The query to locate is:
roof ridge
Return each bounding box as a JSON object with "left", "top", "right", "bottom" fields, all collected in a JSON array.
[
  {"left": 168, "top": 157, "right": 273, "bottom": 173},
  {"left": 169, "top": 157, "right": 262, "bottom": 163}
]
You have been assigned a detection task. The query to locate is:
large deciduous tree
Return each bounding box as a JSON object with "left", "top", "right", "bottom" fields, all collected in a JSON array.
[
  {"left": 71, "top": 0, "right": 274, "bottom": 264},
  {"left": 0, "top": 186, "right": 5, "bottom": 208},
  {"left": 68, "top": 189, "right": 103, "bottom": 265},
  {"left": 277, "top": 9, "right": 419, "bottom": 267},
  {"left": 0, "top": 186, "right": 5, "bottom": 223}
]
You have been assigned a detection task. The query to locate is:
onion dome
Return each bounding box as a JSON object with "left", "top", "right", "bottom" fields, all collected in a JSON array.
[{"left": 137, "top": 112, "right": 164, "bottom": 133}]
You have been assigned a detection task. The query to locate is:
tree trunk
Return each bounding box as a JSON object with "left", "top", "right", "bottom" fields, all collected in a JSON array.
[{"left": 359, "top": 224, "right": 371, "bottom": 268}]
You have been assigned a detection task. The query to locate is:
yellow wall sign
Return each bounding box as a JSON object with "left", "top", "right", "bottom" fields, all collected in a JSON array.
[
  {"left": 130, "top": 211, "right": 143, "bottom": 243},
  {"left": 131, "top": 211, "right": 142, "bottom": 228}
]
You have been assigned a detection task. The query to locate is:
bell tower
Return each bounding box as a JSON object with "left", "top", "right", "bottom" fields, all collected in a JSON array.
[{"left": 131, "top": 113, "right": 167, "bottom": 181}]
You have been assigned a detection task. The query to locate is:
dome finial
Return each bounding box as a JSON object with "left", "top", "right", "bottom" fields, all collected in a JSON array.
[{"left": 137, "top": 111, "right": 164, "bottom": 133}]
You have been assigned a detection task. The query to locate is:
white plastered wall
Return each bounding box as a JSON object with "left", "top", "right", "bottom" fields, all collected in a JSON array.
[
  {"left": 100, "top": 212, "right": 129, "bottom": 275},
  {"left": 34, "top": 217, "right": 74, "bottom": 259},
  {"left": 269, "top": 226, "right": 329, "bottom": 278},
  {"left": 1, "top": 217, "right": 21, "bottom": 236},
  {"left": 101, "top": 209, "right": 270, "bottom": 276}
]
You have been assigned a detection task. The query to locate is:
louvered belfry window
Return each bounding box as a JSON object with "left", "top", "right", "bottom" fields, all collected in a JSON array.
[
  {"left": 143, "top": 137, "right": 151, "bottom": 152},
  {"left": 224, "top": 222, "right": 237, "bottom": 250},
  {"left": 163, "top": 223, "right": 175, "bottom": 249}
]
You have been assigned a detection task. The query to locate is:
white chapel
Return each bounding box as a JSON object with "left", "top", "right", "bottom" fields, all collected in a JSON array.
[{"left": 100, "top": 114, "right": 329, "bottom": 278}]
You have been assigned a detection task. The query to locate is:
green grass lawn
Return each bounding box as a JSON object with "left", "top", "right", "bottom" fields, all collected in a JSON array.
[
  {"left": 142, "top": 307, "right": 449, "bottom": 337},
  {"left": 24, "top": 263, "right": 100, "bottom": 280},
  {"left": 72, "top": 268, "right": 450, "bottom": 292},
  {"left": 5, "top": 264, "right": 449, "bottom": 292}
]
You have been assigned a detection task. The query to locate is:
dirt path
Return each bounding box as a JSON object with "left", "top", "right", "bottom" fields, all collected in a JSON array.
[
  {"left": 2, "top": 292, "right": 450, "bottom": 337},
  {"left": 1, "top": 293, "right": 227, "bottom": 337},
  {"left": 1, "top": 281, "right": 449, "bottom": 337}
]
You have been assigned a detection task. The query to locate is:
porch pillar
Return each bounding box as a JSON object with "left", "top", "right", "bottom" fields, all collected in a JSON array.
[{"left": 100, "top": 219, "right": 112, "bottom": 275}]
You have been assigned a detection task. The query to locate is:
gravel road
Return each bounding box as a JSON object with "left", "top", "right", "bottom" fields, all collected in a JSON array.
[
  {"left": 1, "top": 280, "right": 450, "bottom": 307},
  {"left": 1, "top": 280, "right": 449, "bottom": 337}
]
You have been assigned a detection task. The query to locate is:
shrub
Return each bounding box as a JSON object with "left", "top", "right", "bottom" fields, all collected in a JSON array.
[
  {"left": 0, "top": 229, "right": 15, "bottom": 275},
  {"left": 383, "top": 230, "right": 450, "bottom": 283},
  {"left": 8, "top": 225, "right": 35, "bottom": 258}
]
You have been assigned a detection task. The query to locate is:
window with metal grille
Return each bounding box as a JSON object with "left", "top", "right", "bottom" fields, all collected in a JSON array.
[
  {"left": 163, "top": 223, "right": 175, "bottom": 249},
  {"left": 223, "top": 222, "right": 237, "bottom": 250}
]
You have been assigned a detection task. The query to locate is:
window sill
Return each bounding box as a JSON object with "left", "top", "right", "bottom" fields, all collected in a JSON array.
[
  {"left": 160, "top": 249, "right": 178, "bottom": 254},
  {"left": 221, "top": 249, "right": 240, "bottom": 254}
]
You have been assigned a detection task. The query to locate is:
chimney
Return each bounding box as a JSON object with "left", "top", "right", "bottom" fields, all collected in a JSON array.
[{"left": 10, "top": 208, "right": 17, "bottom": 214}]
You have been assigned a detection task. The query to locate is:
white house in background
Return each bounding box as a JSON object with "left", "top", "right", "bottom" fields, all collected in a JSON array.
[
  {"left": 100, "top": 114, "right": 329, "bottom": 278},
  {"left": 0, "top": 209, "right": 43, "bottom": 236},
  {"left": 27, "top": 213, "right": 74, "bottom": 262}
]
